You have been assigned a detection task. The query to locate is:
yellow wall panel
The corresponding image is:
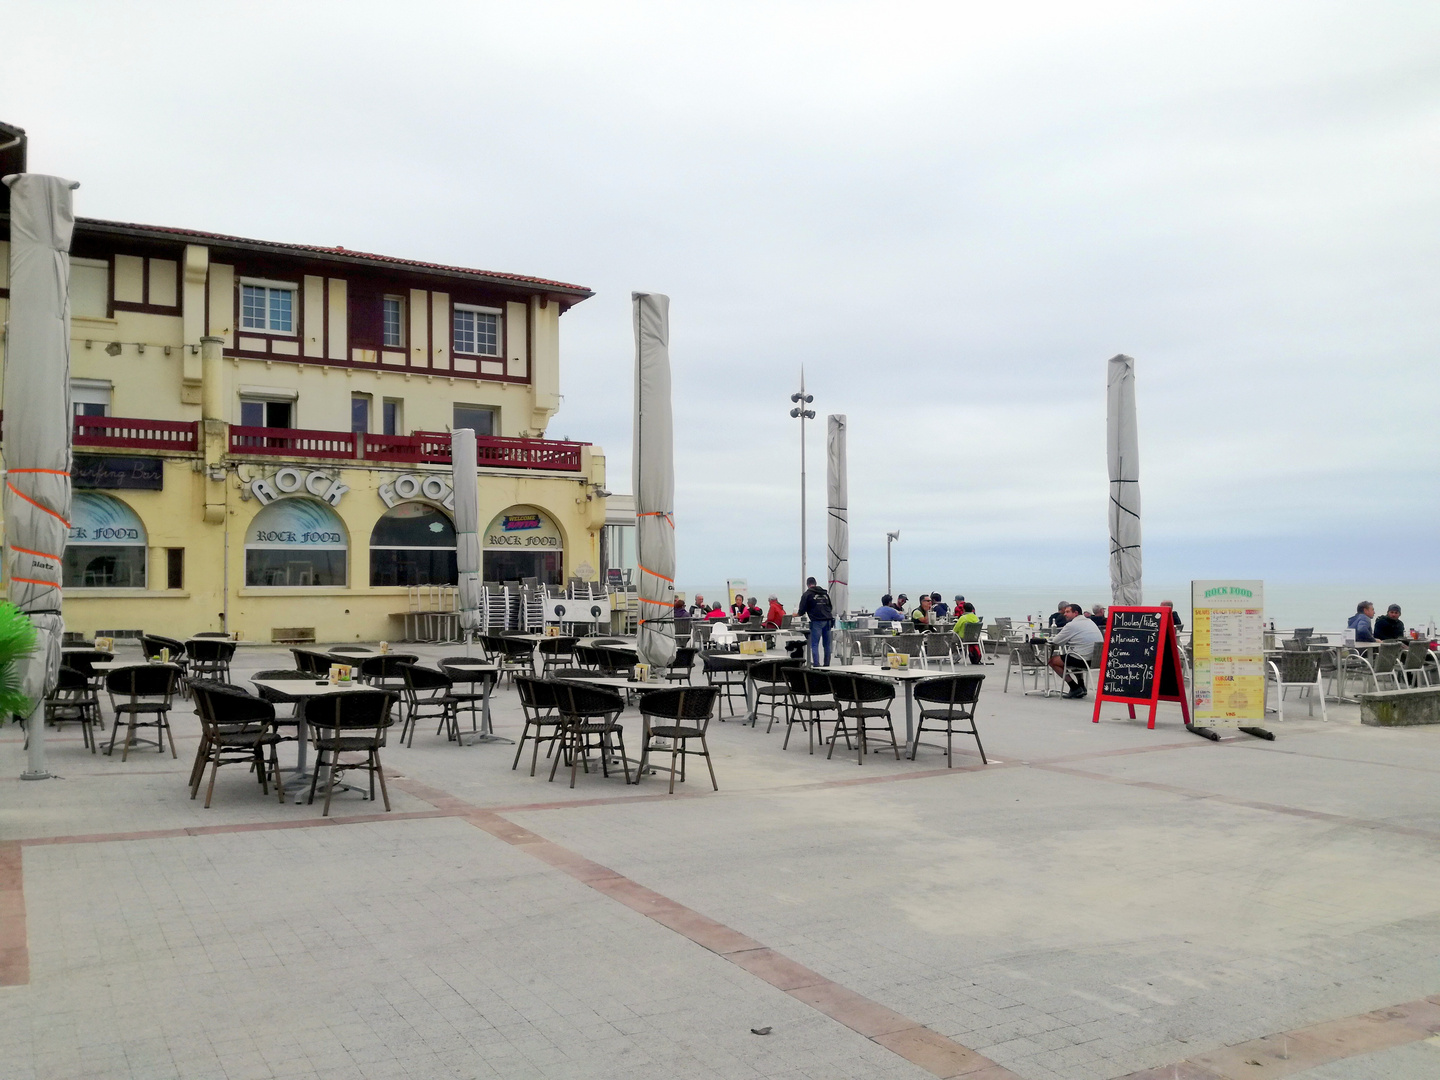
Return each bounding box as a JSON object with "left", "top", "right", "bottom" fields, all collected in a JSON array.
[
  {"left": 303, "top": 276, "right": 324, "bottom": 357},
  {"left": 148, "top": 258, "right": 177, "bottom": 306},
  {"left": 430, "top": 292, "right": 449, "bottom": 370},
  {"left": 327, "top": 278, "right": 347, "bottom": 360},
  {"left": 208, "top": 263, "right": 235, "bottom": 345},
  {"left": 408, "top": 289, "right": 428, "bottom": 367},
  {"left": 114, "top": 254, "right": 144, "bottom": 303}
]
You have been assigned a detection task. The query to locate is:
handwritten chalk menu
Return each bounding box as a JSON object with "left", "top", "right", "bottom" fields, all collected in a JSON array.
[
  {"left": 1092, "top": 606, "right": 1191, "bottom": 730},
  {"left": 1191, "top": 580, "right": 1265, "bottom": 724},
  {"left": 1102, "top": 610, "right": 1163, "bottom": 699}
]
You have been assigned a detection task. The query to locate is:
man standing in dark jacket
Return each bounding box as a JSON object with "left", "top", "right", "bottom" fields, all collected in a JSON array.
[{"left": 797, "top": 577, "right": 835, "bottom": 667}]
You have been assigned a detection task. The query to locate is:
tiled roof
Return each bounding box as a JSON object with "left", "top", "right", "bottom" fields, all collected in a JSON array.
[{"left": 73, "top": 216, "right": 594, "bottom": 299}]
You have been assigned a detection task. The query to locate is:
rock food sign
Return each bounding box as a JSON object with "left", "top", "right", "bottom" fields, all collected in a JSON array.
[
  {"left": 485, "top": 509, "right": 561, "bottom": 549},
  {"left": 248, "top": 467, "right": 348, "bottom": 507}
]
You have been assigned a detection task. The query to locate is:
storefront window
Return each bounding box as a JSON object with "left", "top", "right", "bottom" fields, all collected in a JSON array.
[
  {"left": 245, "top": 499, "right": 348, "bottom": 587},
  {"left": 370, "top": 503, "right": 457, "bottom": 586},
  {"left": 483, "top": 505, "right": 563, "bottom": 586},
  {"left": 65, "top": 492, "right": 147, "bottom": 588}
]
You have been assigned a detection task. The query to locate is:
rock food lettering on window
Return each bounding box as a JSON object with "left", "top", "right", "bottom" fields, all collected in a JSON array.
[
  {"left": 1102, "top": 611, "right": 1162, "bottom": 699},
  {"left": 68, "top": 525, "right": 143, "bottom": 542},
  {"left": 251, "top": 529, "right": 344, "bottom": 546}
]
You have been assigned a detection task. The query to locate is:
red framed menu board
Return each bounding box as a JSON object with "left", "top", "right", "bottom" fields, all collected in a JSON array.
[{"left": 1091, "top": 606, "right": 1191, "bottom": 730}]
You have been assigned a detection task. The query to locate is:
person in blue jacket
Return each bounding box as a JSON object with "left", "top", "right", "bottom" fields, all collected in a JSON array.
[
  {"left": 1348, "top": 601, "right": 1376, "bottom": 642},
  {"left": 873, "top": 594, "right": 904, "bottom": 621}
]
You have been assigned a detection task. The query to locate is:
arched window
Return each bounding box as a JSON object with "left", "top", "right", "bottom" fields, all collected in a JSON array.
[
  {"left": 244, "top": 499, "right": 348, "bottom": 587},
  {"left": 65, "top": 492, "right": 147, "bottom": 588},
  {"left": 369, "top": 503, "right": 457, "bottom": 586},
  {"left": 483, "top": 505, "right": 563, "bottom": 586}
]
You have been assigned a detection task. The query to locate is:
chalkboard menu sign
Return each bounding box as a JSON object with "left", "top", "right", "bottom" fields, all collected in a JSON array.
[
  {"left": 1092, "top": 606, "right": 1190, "bottom": 730},
  {"left": 1102, "top": 610, "right": 1162, "bottom": 700}
]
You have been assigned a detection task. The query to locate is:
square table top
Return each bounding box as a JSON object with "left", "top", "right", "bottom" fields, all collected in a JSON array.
[
  {"left": 250, "top": 678, "right": 380, "bottom": 698},
  {"left": 553, "top": 674, "right": 669, "bottom": 691},
  {"left": 840, "top": 663, "right": 944, "bottom": 681},
  {"left": 92, "top": 660, "right": 182, "bottom": 673}
]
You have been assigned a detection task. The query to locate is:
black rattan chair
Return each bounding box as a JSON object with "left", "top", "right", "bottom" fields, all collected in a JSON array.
[
  {"left": 188, "top": 637, "right": 236, "bottom": 683},
  {"left": 105, "top": 664, "right": 180, "bottom": 760},
  {"left": 828, "top": 672, "right": 901, "bottom": 764},
  {"left": 536, "top": 636, "right": 578, "bottom": 676},
  {"left": 513, "top": 676, "right": 564, "bottom": 776},
  {"left": 912, "top": 673, "right": 987, "bottom": 767},
  {"left": 189, "top": 681, "right": 285, "bottom": 808},
  {"left": 550, "top": 682, "right": 630, "bottom": 788},
  {"left": 399, "top": 664, "right": 461, "bottom": 747},
  {"left": 752, "top": 658, "right": 802, "bottom": 732},
  {"left": 702, "top": 653, "right": 749, "bottom": 719},
  {"left": 637, "top": 685, "right": 720, "bottom": 793},
  {"left": 141, "top": 635, "right": 189, "bottom": 694},
  {"left": 781, "top": 667, "right": 841, "bottom": 754},
  {"left": 306, "top": 690, "right": 397, "bottom": 816},
  {"left": 437, "top": 657, "right": 498, "bottom": 736},
  {"left": 663, "top": 647, "right": 698, "bottom": 685},
  {"left": 44, "top": 667, "right": 102, "bottom": 753}
]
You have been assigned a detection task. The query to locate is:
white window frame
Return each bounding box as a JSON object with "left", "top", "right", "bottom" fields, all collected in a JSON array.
[
  {"left": 382, "top": 295, "right": 406, "bottom": 348},
  {"left": 453, "top": 304, "right": 502, "bottom": 357},
  {"left": 239, "top": 276, "right": 299, "bottom": 335},
  {"left": 71, "top": 378, "right": 113, "bottom": 417}
]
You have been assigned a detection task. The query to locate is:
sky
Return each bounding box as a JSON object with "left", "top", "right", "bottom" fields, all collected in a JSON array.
[{"left": 5, "top": 0, "right": 1438, "bottom": 604}]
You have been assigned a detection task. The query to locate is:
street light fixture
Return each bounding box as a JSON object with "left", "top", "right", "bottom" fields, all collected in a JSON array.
[
  {"left": 886, "top": 530, "right": 900, "bottom": 598},
  {"left": 789, "top": 369, "right": 815, "bottom": 593}
]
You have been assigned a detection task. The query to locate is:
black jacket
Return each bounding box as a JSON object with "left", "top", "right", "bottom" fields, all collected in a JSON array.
[
  {"left": 1374, "top": 614, "right": 1406, "bottom": 640},
  {"left": 798, "top": 585, "right": 834, "bottom": 622}
]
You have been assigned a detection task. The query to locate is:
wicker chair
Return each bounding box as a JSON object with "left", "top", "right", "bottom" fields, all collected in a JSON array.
[
  {"left": 141, "top": 635, "right": 189, "bottom": 694},
  {"left": 1265, "top": 651, "right": 1326, "bottom": 721},
  {"left": 702, "top": 653, "right": 750, "bottom": 719},
  {"left": 188, "top": 637, "right": 236, "bottom": 683},
  {"left": 827, "top": 672, "right": 901, "bottom": 764},
  {"left": 781, "top": 667, "right": 841, "bottom": 754},
  {"left": 437, "top": 657, "right": 497, "bottom": 735},
  {"left": 752, "top": 658, "right": 802, "bottom": 731},
  {"left": 550, "top": 682, "right": 630, "bottom": 788},
  {"left": 306, "top": 690, "right": 397, "bottom": 816},
  {"left": 912, "top": 673, "right": 987, "bottom": 767},
  {"left": 105, "top": 663, "right": 180, "bottom": 760},
  {"left": 513, "top": 676, "right": 564, "bottom": 776},
  {"left": 663, "top": 647, "right": 698, "bottom": 685},
  {"left": 189, "top": 681, "right": 285, "bottom": 808},
  {"left": 637, "top": 685, "right": 721, "bottom": 793},
  {"left": 536, "top": 636, "right": 578, "bottom": 677},
  {"left": 44, "top": 667, "right": 103, "bottom": 753},
  {"left": 398, "top": 664, "right": 461, "bottom": 747}
]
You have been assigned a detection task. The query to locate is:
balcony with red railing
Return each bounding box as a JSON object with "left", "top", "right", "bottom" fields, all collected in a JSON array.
[
  {"left": 0, "top": 414, "right": 202, "bottom": 453},
  {"left": 231, "top": 426, "right": 586, "bottom": 471}
]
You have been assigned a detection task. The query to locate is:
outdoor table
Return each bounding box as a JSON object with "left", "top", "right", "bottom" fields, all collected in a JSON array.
[
  {"left": 435, "top": 661, "right": 502, "bottom": 743},
  {"left": 91, "top": 661, "right": 182, "bottom": 752},
  {"left": 249, "top": 678, "right": 378, "bottom": 802},
  {"left": 704, "top": 651, "right": 791, "bottom": 722},
  {"left": 550, "top": 672, "right": 670, "bottom": 783},
  {"left": 835, "top": 663, "right": 936, "bottom": 752}
]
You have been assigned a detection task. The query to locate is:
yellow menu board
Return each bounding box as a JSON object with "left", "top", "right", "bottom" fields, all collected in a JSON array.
[{"left": 1191, "top": 580, "right": 1265, "bottom": 724}]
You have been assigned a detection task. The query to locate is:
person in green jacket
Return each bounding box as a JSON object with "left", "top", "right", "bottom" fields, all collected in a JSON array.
[{"left": 952, "top": 602, "right": 982, "bottom": 663}]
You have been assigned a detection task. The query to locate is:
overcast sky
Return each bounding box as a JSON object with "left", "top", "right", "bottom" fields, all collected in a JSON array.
[{"left": 7, "top": 1, "right": 1438, "bottom": 599}]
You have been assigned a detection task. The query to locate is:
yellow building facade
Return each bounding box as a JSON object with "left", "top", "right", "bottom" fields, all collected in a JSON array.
[{"left": 0, "top": 207, "right": 606, "bottom": 643}]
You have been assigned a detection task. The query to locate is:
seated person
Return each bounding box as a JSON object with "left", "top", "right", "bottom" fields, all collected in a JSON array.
[
  {"left": 909, "top": 594, "right": 938, "bottom": 631},
  {"left": 764, "top": 595, "right": 786, "bottom": 629},
  {"left": 930, "top": 592, "right": 949, "bottom": 618},
  {"left": 731, "top": 592, "right": 748, "bottom": 618},
  {"left": 1160, "top": 600, "right": 1184, "bottom": 631},
  {"left": 1374, "top": 604, "right": 1406, "bottom": 640},
  {"left": 689, "top": 594, "right": 707, "bottom": 618},
  {"left": 873, "top": 594, "right": 905, "bottom": 621},
  {"left": 1087, "top": 604, "right": 1107, "bottom": 628},
  {"left": 952, "top": 602, "right": 982, "bottom": 662},
  {"left": 1048, "top": 603, "right": 1102, "bottom": 699},
  {"left": 894, "top": 594, "right": 909, "bottom": 614},
  {"left": 705, "top": 603, "right": 728, "bottom": 622},
  {"left": 1348, "top": 601, "right": 1376, "bottom": 642},
  {"left": 743, "top": 596, "right": 764, "bottom": 622},
  {"left": 1048, "top": 601, "right": 1069, "bottom": 628}
]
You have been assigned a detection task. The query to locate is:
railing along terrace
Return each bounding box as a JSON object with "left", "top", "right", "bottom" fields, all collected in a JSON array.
[
  {"left": 235, "top": 426, "right": 586, "bottom": 471},
  {"left": 74, "top": 416, "right": 199, "bottom": 451},
  {"left": 228, "top": 425, "right": 357, "bottom": 460}
]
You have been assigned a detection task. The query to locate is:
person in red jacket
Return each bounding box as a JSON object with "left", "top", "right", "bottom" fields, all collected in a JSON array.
[
  {"left": 764, "top": 595, "right": 785, "bottom": 629},
  {"left": 705, "top": 603, "right": 728, "bottom": 621}
]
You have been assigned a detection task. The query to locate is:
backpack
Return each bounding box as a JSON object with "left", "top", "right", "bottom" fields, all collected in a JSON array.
[{"left": 806, "top": 587, "right": 834, "bottom": 622}]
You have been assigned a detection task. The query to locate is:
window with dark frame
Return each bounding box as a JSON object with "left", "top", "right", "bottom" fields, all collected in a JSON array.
[
  {"left": 383, "top": 296, "right": 405, "bottom": 348},
  {"left": 453, "top": 404, "right": 496, "bottom": 436},
  {"left": 240, "top": 399, "right": 294, "bottom": 429},
  {"left": 383, "top": 399, "right": 401, "bottom": 436},
  {"left": 351, "top": 394, "right": 371, "bottom": 434}
]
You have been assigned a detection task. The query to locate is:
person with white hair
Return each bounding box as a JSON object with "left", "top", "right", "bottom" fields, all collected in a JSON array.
[{"left": 764, "top": 594, "right": 785, "bottom": 629}]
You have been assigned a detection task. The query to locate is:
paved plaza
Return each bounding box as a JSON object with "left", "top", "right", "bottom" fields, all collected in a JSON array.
[{"left": 3, "top": 644, "right": 1440, "bottom": 1080}]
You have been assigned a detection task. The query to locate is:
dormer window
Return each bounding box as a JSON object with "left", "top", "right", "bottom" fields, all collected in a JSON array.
[
  {"left": 240, "top": 279, "right": 296, "bottom": 334},
  {"left": 453, "top": 305, "right": 501, "bottom": 356}
]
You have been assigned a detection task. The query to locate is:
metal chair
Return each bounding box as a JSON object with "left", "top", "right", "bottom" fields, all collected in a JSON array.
[
  {"left": 702, "top": 653, "right": 750, "bottom": 719},
  {"left": 550, "top": 682, "right": 630, "bottom": 788},
  {"left": 1004, "top": 642, "right": 1046, "bottom": 693},
  {"left": 637, "top": 685, "right": 721, "bottom": 793},
  {"left": 956, "top": 622, "right": 986, "bottom": 665},
  {"left": 827, "top": 672, "right": 901, "bottom": 764},
  {"left": 105, "top": 664, "right": 180, "bottom": 760},
  {"left": 513, "top": 676, "right": 564, "bottom": 776},
  {"left": 912, "top": 673, "right": 987, "bottom": 767},
  {"left": 306, "top": 690, "right": 397, "bottom": 816},
  {"left": 781, "top": 667, "right": 841, "bottom": 754},
  {"left": 1266, "top": 651, "right": 1327, "bottom": 721},
  {"left": 1400, "top": 641, "right": 1433, "bottom": 688}
]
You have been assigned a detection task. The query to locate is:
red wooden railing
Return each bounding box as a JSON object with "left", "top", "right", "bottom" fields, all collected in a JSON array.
[
  {"left": 228, "top": 425, "right": 357, "bottom": 459},
  {"left": 73, "top": 415, "right": 199, "bottom": 451}
]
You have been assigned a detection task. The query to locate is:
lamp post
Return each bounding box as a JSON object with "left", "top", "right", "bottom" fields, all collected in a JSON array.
[
  {"left": 789, "top": 369, "right": 815, "bottom": 594},
  {"left": 886, "top": 530, "right": 900, "bottom": 598}
]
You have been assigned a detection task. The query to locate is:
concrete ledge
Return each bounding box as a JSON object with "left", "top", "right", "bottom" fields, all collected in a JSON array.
[{"left": 1359, "top": 687, "right": 1440, "bottom": 726}]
